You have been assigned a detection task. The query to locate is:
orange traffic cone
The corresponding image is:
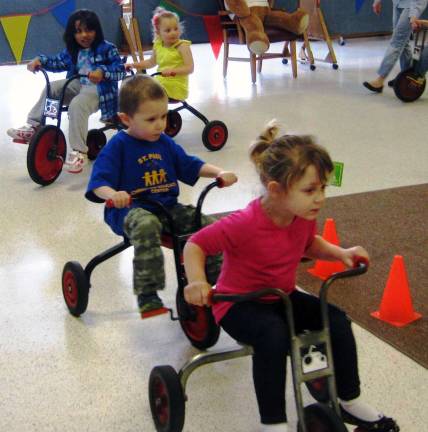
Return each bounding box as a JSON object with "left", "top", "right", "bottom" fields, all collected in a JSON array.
[
  {"left": 307, "top": 218, "right": 346, "bottom": 280},
  {"left": 371, "top": 255, "right": 422, "bottom": 327}
]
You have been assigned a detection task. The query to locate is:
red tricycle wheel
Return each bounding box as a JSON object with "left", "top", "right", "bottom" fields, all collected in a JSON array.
[
  {"left": 176, "top": 289, "right": 220, "bottom": 349},
  {"left": 27, "top": 125, "right": 66, "bottom": 186},
  {"left": 298, "top": 403, "right": 347, "bottom": 432},
  {"left": 149, "top": 365, "right": 185, "bottom": 432},
  {"left": 202, "top": 120, "right": 228, "bottom": 151},
  {"left": 165, "top": 111, "right": 182, "bottom": 138},
  {"left": 62, "top": 261, "right": 89, "bottom": 317}
]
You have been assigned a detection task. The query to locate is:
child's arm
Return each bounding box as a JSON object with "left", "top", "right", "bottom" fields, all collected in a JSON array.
[
  {"left": 183, "top": 242, "right": 212, "bottom": 306},
  {"left": 93, "top": 186, "right": 130, "bottom": 208},
  {"left": 305, "top": 235, "right": 369, "bottom": 267},
  {"left": 162, "top": 44, "right": 194, "bottom": 76},
  {"left": 198, "top": 163, "right": 238, "bottom": 187},
  {"left": 125, "top": 52, "right": 157, "bottom": 71},
  {"left": 27, "top": 57, "right": 42, "bottom": 73},
  {"left": 97, "top": 44, "right": 126, "bottom": 82},
  {"left": 37, "top": 50, "right": 70, "bottom": 73}
]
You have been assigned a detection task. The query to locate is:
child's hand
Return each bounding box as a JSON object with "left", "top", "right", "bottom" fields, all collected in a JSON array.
[
  {"left": 27, "top": 58, "right": 41, "bottom": 73},
  {"left": 109, "top": 191, "right": 131, "bottom": 209},
  {"left": 161, "top": 69, "right": 176, "bottom": 77},
  {"left": 184, "top": 281, "right": 212, "bottom": 306},
  {"left": 88, "top": 69, "right": 104, "bottom": 84},
  {"left": 217, "top": 171, "right": 238, "bottom": 187},
  {"left": 124, "top": 63, "right": 134, "bottom": 71},
  {"left": 372, "top": 0, "right": 381, "bottom": 15},
  {"left": 341, "top": 246, "right": 370, "bottom": 268}
]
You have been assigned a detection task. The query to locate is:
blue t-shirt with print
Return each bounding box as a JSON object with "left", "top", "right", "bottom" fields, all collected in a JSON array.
[
  {"left": 77, "top": 48, "right": 96, "bottom": 88},
  {"left": 86, "top": 130, "right": 205, "bottom": 236}
]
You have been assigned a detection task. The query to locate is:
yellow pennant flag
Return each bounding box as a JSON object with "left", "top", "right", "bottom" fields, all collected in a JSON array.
[{"left": 1, "top": 15, "right": 32, "bottom": 63}]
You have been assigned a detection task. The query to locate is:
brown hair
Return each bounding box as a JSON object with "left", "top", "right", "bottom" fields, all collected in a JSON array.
[
  {"left": 119, "top": 75, "right": 167, "bottom": 117},
  {"left": 249, "top": 120, "right": 334, "bottom": 189}
]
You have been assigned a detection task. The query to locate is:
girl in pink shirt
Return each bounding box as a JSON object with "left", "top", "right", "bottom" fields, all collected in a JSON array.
[{"left": 183, "top": 121, "right": 399, "bottom": 432}]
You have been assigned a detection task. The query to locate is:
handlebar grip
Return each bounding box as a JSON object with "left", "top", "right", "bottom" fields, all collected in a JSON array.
[
  {"left": 353, "top": 256, "right": 369, "bottom": 268},
  {"left": 216, "top": 177, "right": 225, "bottom": 188},
  {"left": 105, "top": 196, "right": 132, "bottom": 208}
]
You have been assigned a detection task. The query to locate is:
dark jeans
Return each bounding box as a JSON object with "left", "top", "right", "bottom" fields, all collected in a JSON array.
[{"left": 220, "top": 290, "right": 360, "bottom": 424}]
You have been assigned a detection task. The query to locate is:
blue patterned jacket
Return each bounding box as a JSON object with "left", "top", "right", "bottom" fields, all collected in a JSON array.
[{"left": 38, "top": 40, "right": 126, "bottom": 120}]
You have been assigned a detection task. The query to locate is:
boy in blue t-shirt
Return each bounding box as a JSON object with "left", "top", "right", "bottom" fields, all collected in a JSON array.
[{"left": 86, "top": 75, "right": 237, "bottom": 314}]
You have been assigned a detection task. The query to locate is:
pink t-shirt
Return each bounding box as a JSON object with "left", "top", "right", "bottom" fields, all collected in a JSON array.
[{"left": 189, "top": 198, "right": 317, "bottom": 323}]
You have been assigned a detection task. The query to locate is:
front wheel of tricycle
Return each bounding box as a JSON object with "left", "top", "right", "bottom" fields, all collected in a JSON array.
[
  {"left": 149, "top": 365, "right": 185, "bottom": 432},
  {"left": 27, "top": 125, "right": 66, "bottom": 186}
]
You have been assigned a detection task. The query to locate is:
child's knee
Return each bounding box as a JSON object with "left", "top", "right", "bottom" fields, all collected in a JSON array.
[{"left": 124, "top": 208, "right": 162, "bottom": 239}]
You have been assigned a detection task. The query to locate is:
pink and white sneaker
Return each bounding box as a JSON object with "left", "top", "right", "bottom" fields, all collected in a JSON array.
[
  {"left": 64, "top": 150, "right": 88, "bottom": 174},
  {"left": 7, "top": 124, "right": 37, "bottom": 144}
]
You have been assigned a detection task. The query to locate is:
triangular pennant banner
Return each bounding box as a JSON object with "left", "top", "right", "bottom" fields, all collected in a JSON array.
[
  {"left": 355, "top": 0, "right": 366, "bottom": 12},
  {"left": 203, "top": 15, "right": 223, "bottom": 60},
  {"left": 159, "top": 0, "right": 183, "bottom": 18},
  {"left": 52, "top": 0, "right": 76, "bottom": 28},
  {"left": 0, "top": 15, "right": 32, "bottom": 63}
]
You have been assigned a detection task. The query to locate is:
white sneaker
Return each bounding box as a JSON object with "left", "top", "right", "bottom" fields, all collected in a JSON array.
[
  {"left": 7, "top": 124, "right": 37, "bottom": 143},
  {"left": 64, "top": 150, "right": 87, "bottom": 174}
]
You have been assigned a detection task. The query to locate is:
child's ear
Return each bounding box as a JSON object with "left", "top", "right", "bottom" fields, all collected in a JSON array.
[
  {"left": 267, "top": 180, "right": 282, "bottom": 196},
  {"left": 118, "top": 112, "right": 130, "bottom": 127}
]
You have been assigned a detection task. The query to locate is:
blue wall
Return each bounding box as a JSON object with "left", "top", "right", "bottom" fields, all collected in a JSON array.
[{"left": 0, "top": 0, "right": 122, "bottom": 64}]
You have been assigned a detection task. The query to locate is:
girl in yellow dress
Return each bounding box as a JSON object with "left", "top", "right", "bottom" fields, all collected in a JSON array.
[{"left": 126, "top": 7, "right": 193, "bottom": 101}]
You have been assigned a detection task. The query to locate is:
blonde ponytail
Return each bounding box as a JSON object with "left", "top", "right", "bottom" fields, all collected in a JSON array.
[{"left": 249, "top": 119, "right": 280, "bottom": 168}]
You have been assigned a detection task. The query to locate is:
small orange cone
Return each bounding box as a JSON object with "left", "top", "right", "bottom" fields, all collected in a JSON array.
[
  {"left": 307, "top": 218, "right": 346, "bottom": 280},
  {"left": 371, "top": 255, "right": 422, "bottom": 327}
]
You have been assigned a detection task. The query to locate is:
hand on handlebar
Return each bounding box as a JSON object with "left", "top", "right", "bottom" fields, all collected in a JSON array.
[
  {"left": 27, "top": 58, "right": 42, "bottom": 73},
  {"left": 184, "top": 281, "right": 212, "bottom": 306},
  {"left": 341, "top": 246, "right": 370, "bottom": 268},
  {"left": 217, "top": 171, "right": 238, "bottom": 187},
  {"left": 88, "top": 69, "right": 104, "bottom": 84},
  {"left": 105, "top": 191, "right": 131, "bottom": 209},
  {"left": 161, "top": 69, "right": 177, "bottom": 77}
]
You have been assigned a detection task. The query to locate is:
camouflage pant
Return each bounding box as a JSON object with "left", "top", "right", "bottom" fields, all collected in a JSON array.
[{"left": 123, "top": 203, "right": 222, "bottom": 296}]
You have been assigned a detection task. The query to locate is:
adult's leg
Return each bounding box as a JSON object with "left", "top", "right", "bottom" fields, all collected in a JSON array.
[
  {"left": 27, "top": 79, "right": 80, "bottom": 126},
  {"left": 67, "top": 89, "right": 99, "bottom": 153},
  {"left": 220, "top": 301, "right": 288, "bottom": 424},
  {"left": 123, "top": 208, "right": 164, "bottom": 296},
  {"left": 377, "top": 7, "right": 412, "bottom": 78}
]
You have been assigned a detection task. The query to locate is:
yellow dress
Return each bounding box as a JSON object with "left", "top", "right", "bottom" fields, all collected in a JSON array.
[{"left": 154, "top": 38, "right": 191, "bottom": 101}]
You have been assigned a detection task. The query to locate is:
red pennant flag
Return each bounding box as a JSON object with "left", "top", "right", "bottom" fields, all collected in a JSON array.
[{"left": 202, "top": 15, "right": 223, "bottom": 60}]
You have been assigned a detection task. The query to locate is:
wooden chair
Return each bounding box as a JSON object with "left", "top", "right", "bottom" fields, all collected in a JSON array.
[{"left": 217, "top": 0, "right": 299, "bottom": 83}]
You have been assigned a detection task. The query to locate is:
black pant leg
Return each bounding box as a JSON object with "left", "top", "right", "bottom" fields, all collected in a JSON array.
[
  {"left": 290, "top": 290, "right": 361, "bottom": 400},
  {"left": 220, "top": 301, "right": 289, "bottom": 424}
]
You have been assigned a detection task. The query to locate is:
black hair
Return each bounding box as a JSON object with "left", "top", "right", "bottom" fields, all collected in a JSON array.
[{"left": 63, "top": 9, "right": 104, "bottom": 64}]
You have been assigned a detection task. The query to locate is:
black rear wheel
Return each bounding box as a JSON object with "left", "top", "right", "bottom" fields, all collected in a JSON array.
[
  {"left": 176, "top": 289, "right": 220, "bottom": 350},
  {"left": 165, "top": 111, "right": 182, "bottom": 138},
  {"left": 149, "top": 365, "right": 185, "bottom": 432},
  {"left": 202, "top": 120, "right": 228, "bottom": 151},
  {"left": 86, "top": 129, "right": 106, "bottom": 160},
  {"left": 394, "top": 69, "right": 426, "bottom": 102},
  {"left": 62, "top": 261, "right": 89, "bottom": 317},
  {"left": 27, "top": 125, "right": 66, "bottom": 186},
  {"left": 298, "top": 403, "right": 347, "bottom": 432}
]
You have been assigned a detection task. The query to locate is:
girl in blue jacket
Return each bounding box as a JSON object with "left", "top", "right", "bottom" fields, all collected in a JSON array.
[{"left": 7, "top": 9, "right": 126, "bottom": 173}]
